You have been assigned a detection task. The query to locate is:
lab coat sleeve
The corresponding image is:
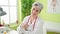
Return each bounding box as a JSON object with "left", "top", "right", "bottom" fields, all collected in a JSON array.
[
  {"left": 17, "top": 16, "right": 29, "bottom": 34},
  {"left": 43, "top": 22, "right": 46, "bottom": 34},
  {"left": 34, "top": 17, "right": 45, "bottom": 34},
  {"left": 33, "top": 20, "right": 44, "bottom": 34}
]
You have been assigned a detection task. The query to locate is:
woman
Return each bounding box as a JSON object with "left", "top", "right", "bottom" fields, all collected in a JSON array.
[{"left": 17, "top": 2, "right": 44, "bottom": 34}]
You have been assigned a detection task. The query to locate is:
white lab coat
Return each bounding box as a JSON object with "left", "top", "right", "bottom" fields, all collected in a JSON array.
[{"left": 17, "top": 16, "right": 44, "bottom": 34}]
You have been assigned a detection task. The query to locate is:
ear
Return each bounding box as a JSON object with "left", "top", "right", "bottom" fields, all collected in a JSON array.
[
  {"left": 39, "top": 9, "right": 41, "bottom": 13},
  {"left": 40, "top": 9, "right": 41, "bottom": 11}
]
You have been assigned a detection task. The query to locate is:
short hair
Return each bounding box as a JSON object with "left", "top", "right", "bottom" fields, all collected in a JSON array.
[{"left": 32, "top": 2, "right": 43, "bottom": 10}]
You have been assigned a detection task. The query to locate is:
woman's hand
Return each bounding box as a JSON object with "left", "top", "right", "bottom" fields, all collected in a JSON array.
[{"left": 22, "top": 23, "right": 29, "bottom": 30}]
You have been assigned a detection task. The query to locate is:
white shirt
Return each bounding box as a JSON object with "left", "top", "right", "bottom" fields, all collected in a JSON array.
[
  {"left": 17, "top": 16, "right": 44, "bottom": 34},
  {"left": 27, "top": 19, "right": 35, "bottom": 31}
]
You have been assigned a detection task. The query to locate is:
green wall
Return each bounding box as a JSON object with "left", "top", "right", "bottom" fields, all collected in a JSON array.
[
  {"left": 36, "top": 0, "right": 60, "bottom": 23},
  {"left": 18, "top": 0, "right": 22, "bottom": 23}
]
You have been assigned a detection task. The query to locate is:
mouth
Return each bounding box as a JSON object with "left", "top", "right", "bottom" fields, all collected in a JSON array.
[{"left": 32, "top": 13, "right": 36, "bottom": 15}]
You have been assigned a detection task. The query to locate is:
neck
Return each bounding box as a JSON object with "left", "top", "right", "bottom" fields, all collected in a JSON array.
[{"left": 31, "top": 15, "right": 38, "bottom": 19}]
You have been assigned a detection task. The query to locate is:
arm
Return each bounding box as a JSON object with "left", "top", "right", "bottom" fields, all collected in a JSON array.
[
  {"left": 17, "top": 16, "right": 29, "bottom": 33},
  {"left": 33, "top": 20, "right": 44, "bottom": 34}
]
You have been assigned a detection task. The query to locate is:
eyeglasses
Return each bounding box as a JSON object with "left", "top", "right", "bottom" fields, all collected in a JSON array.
[{"left": 33, "top": 8, "right": 39, "bottom": 12}]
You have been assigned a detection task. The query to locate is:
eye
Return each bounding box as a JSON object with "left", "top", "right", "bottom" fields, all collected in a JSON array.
[{"left": 33, "top": 8, "right": 35, "bottom": 10}]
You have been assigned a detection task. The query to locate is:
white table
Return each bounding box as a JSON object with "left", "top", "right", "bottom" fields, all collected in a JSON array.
[
  {"left": 8, "top": 30, "right": 19, "bottom": 34},
  {"left": 0, "top": 30, "right": 19, "bottom": 34},
  {"left": 0, "top": 27, "right": 10, "bottom": 34},
  {"left": 0, "top": 27, "right": 19, "bottom": 34}
]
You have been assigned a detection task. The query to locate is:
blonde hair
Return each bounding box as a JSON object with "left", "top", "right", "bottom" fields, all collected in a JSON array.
[{"left": 32, "top": 2, "right": 43, "bottom": 10}]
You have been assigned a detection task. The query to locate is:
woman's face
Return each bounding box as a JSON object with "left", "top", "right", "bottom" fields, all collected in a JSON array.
[{"left": 31, "top": 6, "right": 41, "bottom": 16}]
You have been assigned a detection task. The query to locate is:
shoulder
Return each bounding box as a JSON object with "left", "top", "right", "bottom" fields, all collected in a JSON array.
[
  {"left": 37, "top": 16, "right": 44, "bottom": 22},
  {"left": 36, "top": 16, "right": 44, "bottom": 25},
  {"left": 21, "top": 16, "right": 30, "bottom": 25},
  {"left": 23, "top": 16, "right": 30, "bottom": 20},
  {"left": 22, "top": 15, "right": 30, "bottom": 23}
]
